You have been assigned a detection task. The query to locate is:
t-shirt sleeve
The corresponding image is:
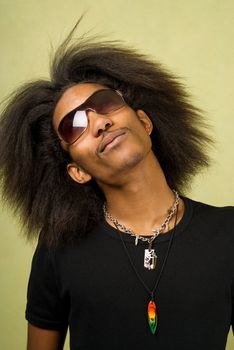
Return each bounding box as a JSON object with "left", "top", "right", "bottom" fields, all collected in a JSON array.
[{"left": 25, "top": 244, "right": 69, "bottom": 330}]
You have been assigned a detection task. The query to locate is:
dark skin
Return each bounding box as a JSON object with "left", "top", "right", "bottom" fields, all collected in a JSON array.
[
  {"left": 27, "top": 324, "right": 66, "bottom": 350},
  {"left": 27, "top": 83, "right": 184, "bottom": 349}
]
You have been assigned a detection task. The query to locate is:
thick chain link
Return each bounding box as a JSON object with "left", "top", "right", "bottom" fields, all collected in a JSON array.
[{"left": 103, "top": 190, "right": 180, "bottom": 244}]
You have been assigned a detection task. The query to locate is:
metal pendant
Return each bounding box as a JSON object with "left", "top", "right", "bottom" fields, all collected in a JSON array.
[
  {"left": 135, "top": 236, "right": 139, "bottom": 246},
  {"left": 144, "top": 249, "right": 157, "bottom": 270}
]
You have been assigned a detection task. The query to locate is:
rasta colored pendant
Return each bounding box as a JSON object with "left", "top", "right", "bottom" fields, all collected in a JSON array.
[{"left": 148, "top": 300, "right": 157, "bottom": 334}]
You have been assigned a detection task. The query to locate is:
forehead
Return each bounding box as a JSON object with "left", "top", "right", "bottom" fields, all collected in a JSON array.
[{"left": 53, "top": 83, "right": 107, "bottom": 128}]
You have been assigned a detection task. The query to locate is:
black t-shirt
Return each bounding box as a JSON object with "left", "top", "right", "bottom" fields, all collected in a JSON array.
[{"left": 26, "top": 198, "right": 234, "bottom": 349}]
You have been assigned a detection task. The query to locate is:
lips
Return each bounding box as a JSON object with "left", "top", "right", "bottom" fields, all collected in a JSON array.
[{"left": 98, "top": 129, "right": 126, "bottom": 153}]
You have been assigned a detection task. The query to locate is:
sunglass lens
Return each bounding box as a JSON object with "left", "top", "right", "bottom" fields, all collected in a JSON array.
[
  {"left": 58, "top": 110, "right": 88, "bottom": 144},
  {"left": 89, "top": 90, "right": 125, "bottom": 114}
]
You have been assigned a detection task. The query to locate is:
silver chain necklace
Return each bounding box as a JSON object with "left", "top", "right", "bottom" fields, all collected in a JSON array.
[{"left": 103, "top": 190, "right": 180, "bottom": 270}]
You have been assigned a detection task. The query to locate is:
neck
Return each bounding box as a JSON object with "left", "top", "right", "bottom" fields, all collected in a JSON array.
[{"left": 98, "top": 152, "right": 184, "bottom": 235}]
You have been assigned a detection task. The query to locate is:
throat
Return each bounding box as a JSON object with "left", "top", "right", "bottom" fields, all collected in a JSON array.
[{"left": 103, "top": 190, "right": 181, "bottom": 237}]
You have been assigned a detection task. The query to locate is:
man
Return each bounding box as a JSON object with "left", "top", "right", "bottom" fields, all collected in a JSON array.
[{"left": 0, "top": 30, "right": 233, "bottom": 350}]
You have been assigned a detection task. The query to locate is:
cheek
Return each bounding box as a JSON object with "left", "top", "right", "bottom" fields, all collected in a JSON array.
[
  {"left": 129, "top": 121, "right": 152, "bottom": 151},
  {"left": 67, "top": 143, "right": 94, "bottom": 171},
  {"left": 67, "top": 145, "right": 107, "bottom": 180}
]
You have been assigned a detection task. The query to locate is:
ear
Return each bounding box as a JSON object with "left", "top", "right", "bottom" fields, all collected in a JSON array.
[
  {"left": 67, "top": 162, "right": 92, "bottom": 184},
  {"left": 136, "top": 109, "right": 153, "bottom": 135}
]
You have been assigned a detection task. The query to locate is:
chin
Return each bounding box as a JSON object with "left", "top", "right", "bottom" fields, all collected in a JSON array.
[{"left": 117, "top": 152, "right": 145, "bottom": 172}]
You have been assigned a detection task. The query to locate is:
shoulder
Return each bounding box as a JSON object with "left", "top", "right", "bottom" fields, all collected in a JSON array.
[
  {"left": 187, "top": 197, "right": 234, "bottom": 219},
  {"left": 184, "top": 197, "right": 234, "bottom": 239},
  {"left": 33, "top": 222, "right": 106, "bottom": 263}
]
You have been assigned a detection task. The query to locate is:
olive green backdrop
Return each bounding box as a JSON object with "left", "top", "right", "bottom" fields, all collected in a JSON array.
[{"left": 0, "top": 1, "right": 233, "bottom": 349}]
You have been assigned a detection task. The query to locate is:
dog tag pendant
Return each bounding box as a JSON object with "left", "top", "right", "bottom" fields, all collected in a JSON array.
[{"left": 144, "top": 249, "right": 157, "bottom": 270}]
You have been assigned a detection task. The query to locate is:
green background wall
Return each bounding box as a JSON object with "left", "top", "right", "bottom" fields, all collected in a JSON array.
[{"left": 0, "top": 1, "right": 233, "bottom": 349}]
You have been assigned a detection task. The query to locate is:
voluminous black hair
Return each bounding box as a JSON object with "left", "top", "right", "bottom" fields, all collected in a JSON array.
[{"left": 0, "top": 23, "right": 212, "bottom": 246}]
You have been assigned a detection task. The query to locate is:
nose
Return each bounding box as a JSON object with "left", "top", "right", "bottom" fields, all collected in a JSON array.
[{"left": 87, "top": 110, "right": 112, "bottom": 137}]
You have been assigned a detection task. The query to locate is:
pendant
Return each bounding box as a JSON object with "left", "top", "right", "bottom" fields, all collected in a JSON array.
[
  {"left": 135, "top": 236, "right": 139, "bottom": 246},
  {"left": 144, "top": 249, "right": 157, "bottom": 270},
  {"left": 148, "top": 300, "right": 157, "bottom": 334}
]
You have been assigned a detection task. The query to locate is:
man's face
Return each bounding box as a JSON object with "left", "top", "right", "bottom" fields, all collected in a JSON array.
[{"left": 53, "top": 83, "right": 153, "bottom": 188}]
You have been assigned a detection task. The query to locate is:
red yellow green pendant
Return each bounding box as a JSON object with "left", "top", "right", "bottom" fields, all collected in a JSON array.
[{"left": 148, "top": 300, "right": 157, "bottom": 334}]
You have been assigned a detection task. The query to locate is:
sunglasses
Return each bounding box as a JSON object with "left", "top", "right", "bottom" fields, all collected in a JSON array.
[{"left": 57, "top": 89, "right": 126, "bottom": 144}]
